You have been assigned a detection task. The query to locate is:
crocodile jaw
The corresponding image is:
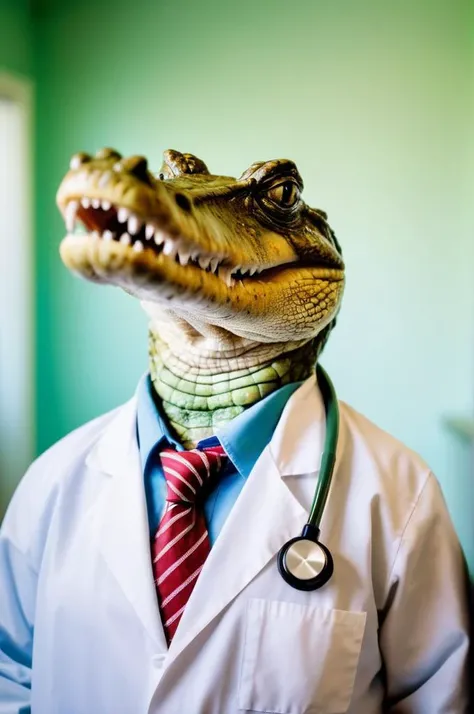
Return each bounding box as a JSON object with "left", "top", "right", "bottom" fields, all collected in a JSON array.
[
  {"left": 60, "top": 235, "right": 343, "bottom": 342},
  {"left": 57, "top": 153, "right": 345, "bottom": 343}
]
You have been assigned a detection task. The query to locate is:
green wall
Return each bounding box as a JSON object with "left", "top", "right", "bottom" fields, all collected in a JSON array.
[
  {"left": 0, "top": 0, "right": 32, "bottom": 77},
  {"left": 34, "top": 0, "right": 473, "bottom": 564}
]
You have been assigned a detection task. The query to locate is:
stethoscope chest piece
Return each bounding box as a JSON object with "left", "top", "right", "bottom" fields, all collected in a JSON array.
[{"left": 277, "top": 528, "right": 334, "bottom": 592}]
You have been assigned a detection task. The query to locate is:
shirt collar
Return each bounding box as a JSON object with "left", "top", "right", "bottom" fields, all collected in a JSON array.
[{"left": 136, "top": 374, "right": 302, "bottom": 479}]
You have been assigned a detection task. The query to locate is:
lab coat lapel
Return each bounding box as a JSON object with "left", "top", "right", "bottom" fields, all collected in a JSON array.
[{"left": 86, "top": 398, "right": 167, "bottom": 651}]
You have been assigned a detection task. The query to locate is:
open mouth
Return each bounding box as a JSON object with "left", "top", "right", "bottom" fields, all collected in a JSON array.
[{"left": 63, "top": 198, "right": 279, "bottom": 287}]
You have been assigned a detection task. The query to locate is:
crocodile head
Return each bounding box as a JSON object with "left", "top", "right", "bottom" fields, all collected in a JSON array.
[{"left": 57, "top": 148, "right": 345, "bottom": 348}]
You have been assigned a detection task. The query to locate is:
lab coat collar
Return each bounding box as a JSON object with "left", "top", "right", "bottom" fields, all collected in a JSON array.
[
  {"left": 86, "top": 391, "right": 140, "bottom": 479},
  {"left": 270, "top": 369, "right": 345, "bottom": 478}
]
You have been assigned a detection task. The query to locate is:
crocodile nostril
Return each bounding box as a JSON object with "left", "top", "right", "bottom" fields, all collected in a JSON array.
[
  {"left": 175, "top": 193, "right": 192, "bottom": 212},
  {"left": 121, "top": 155, "right": 150, "bottom": 184}
]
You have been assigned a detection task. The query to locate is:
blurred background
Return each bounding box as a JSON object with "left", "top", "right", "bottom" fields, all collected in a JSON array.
[{"left": 0, "top": 0, "right": 473, "bottom": 569}]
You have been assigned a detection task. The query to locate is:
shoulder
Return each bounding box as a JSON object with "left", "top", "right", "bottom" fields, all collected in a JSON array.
[
  {"left": 339, "top": 399, "right": 430, "bottom": 476},
  {"left": 1, "top": 399, "right": 136, "bottom": 561},
  {"left": 290, "top": 374, "right": 431, "bottom": 488},
  {"left": 27, "top": 403, "right": 127, "bottom": 484},
  {"left": 337, "top": 401, "right": 456, "bottom": 573},
  {"left": 337, "top": 398, "right": 434, "bottom": 514}
]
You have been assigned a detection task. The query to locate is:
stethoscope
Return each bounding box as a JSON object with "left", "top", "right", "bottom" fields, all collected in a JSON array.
[{"left": 277, "top": 364, "right": 338, "bottom": 592}]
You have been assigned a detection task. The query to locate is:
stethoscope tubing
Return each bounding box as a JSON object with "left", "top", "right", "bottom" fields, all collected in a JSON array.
[
  {"left": 307, "top": 364, "right": 339, "bottom": 530},
  {"left": 277, "top": 364, "right": 339, "bottom": 591}
]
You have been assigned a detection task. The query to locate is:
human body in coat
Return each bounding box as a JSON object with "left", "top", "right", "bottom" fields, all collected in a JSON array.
[{"left": 0, "top": 149, "right": 470, "bottom": 713}]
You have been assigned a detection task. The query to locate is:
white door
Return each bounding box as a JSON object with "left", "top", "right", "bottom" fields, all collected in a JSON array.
[{"left": 0, "top": 76, "right": 34, "bottom": 518}]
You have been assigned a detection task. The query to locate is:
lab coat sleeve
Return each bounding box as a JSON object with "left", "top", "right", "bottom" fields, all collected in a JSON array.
[
  {"left": 379, "top": 472, "right": 471, "bottom": 712},
  {"left": 0, "top": 465, "right": 45, "bottom": 714},
  {"left": 0, "top": 530, "right": 36, "bottom": 714}
]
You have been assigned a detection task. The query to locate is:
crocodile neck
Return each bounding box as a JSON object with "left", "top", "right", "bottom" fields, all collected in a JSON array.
[{"left": 149, "top": 327, "right": 317, "bottom": 448}]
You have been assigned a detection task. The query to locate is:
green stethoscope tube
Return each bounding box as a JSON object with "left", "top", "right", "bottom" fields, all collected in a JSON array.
[
  {"left": 277, "top": 363, "right": 339, "bottom": 591},
  {"left": 307, "top": 363, "right": 339, "bottom": 529}
]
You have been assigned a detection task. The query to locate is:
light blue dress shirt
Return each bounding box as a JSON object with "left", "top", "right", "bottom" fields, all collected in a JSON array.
[{"left": 136, "top": 376, "right": 302, "bottom": 542}]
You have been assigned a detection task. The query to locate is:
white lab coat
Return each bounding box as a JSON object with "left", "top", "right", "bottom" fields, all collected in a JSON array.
[{"left": 0, "top": 375, "right": 470, "bottom": 714}]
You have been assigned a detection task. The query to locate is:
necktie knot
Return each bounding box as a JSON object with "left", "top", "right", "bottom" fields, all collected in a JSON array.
[{"left": 159, "top": 445, "right": 227, "bottom": 505}]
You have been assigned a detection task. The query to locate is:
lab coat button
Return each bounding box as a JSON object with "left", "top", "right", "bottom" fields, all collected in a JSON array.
[{"left": 152, "top": 654, "right": 166, "bottom": 669}]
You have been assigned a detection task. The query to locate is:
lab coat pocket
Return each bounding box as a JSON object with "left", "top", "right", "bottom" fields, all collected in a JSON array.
[{"left": 238, "top": 599, "right": 366, "bottom": 714}]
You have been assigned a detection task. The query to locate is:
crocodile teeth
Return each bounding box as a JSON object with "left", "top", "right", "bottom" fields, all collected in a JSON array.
[
  {"left": 120, "top": 233, "right": 131, "bottom": 245},
  {"left": 209, "top": 257, "right": 219, "bottom": 273},
  {"left": 178, "top": 252, "right": 191, "bottom": 266},
  {"left": 103, "top": 230, "right": 114, "bottom": 242},
  {"left": 145, "top": 224, "right": 155, "bottom": 240},
  {"left": 65, "top": 201, "right": 79, "bottom": 232},
  {"left": 133, "top": 240, "right": 144, "bottom": 252},
  {"left": 163, "top": 239, "right": 176, "bottom": 256},
  {"left": 101, "top": 199, "right": 111, "bottom": 211},
  {"left": 240, "top": 265, "right": 256, "bottom": 277},
  {"left": 198, "top": 255, "right": 211, "bottom": 270},
  {"left": 92, "top": 198, "right": 101, "bottom": 209},
  {"left": 218, "top": 266, "right": 234, "bottom": 288},
  {"left": 154, "top": 231, "right": 165, "bottom": 246},
  {"left": 81, "top": 197, "right": 91, "bottom": 209},
  {"left": 127, "top": 214, "right": 142, "bottom": 235},
  {"left": 117, "top": 207, "right": 130, "bottom": 223}
]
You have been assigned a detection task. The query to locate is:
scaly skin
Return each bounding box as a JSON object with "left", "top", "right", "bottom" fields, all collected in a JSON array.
[
  {"left": 150, "top": 331, "right": 318, "bottom": 445},
  {"left": 56, "top": 148, "right": 345, "bottom": 445}
]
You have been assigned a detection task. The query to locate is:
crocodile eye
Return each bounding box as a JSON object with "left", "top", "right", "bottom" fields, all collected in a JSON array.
[{"left": 266, "top": 181, "right": 300, "bottom": 208}]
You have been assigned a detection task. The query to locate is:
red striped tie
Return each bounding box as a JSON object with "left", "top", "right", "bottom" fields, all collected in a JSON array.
[{"left": 152, "top": 445, "right": 227, "bottom": 644}]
